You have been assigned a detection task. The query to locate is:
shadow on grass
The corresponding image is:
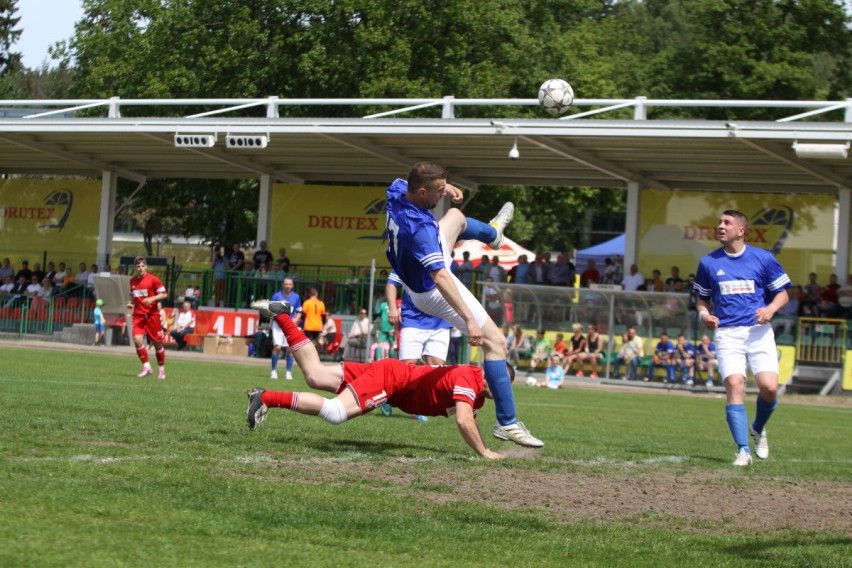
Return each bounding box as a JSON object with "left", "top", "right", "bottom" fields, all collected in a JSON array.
[
  {"left": 726, "top": 534, "right": 852, "bottom": 560},
  {"left": 303, "top": 437, "right": 447, "bottom": 456}
]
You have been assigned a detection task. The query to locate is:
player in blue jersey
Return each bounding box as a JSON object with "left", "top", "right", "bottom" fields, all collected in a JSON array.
[
  {"left": 694, "top": 210, "right": 791, "bottom": 467},
  {"left": 385, "top": 161, "right": 542, "bottom": 447},
  {"left": 269, "top": 277, "right": 302, "bottom": 380}
]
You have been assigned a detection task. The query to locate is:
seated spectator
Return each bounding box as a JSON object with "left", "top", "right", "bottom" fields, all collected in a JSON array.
[
  {"left": 38, "top": 278, "right": 55, "bottom": 298},
  {"left": 622, "top": 263, "right": 645, "bottom": 291},
  {"left": 773, "top": 287, "right": 801, "bottom": 335},
  {"left": 170, "top": 301, "right": 196, "bottom": 351},
  {"left": 817, "top": 274, "right": 841, "bottom": 317},
  {"left": 506, "top": 324, "right": 529, "bottom": 371},
  {"left": 562, "top": 323, "right": 588, "bottom": 376},
  {"left": 183, "top": 285, "right": 198, "bottom": 309},
  {"left": 14, "top": 260, "right": 32, "bottom": 283},
  {"left": 43, "top": 262, "right": 57, "bottom": 284},
  {"left": 674, "top": 334, "right": 696, "bottom": 385},
  {"left": 31, "top": 262, "right": 45, "bottom": 283},
  {"left": 696, "top": 334, "right": 717, "bottom": 387},
  {"left": 52, "top": 262, "right": 68, "bottom": 290},
  {"left": 73, "top": 262, "right": 90, "bottom": 289},
  {"left": 584, "top": 323, "right": 605, "bottom": 378},
  {"left": 551, "top": 332, "right": 567, "bottom": 358},
  {"left": 528, "top": 353, "right": 565, "bottom": 389},
  {"left": 318, "top": 312, "right": 338, "bottom": 352},
  {"left": 527, "top": 330, "right": 552, "bottom": 375},
  {"left": 664, "top": 266, "right": 684, "bottom": 292},
  {"left": 345, "top": 308, "right": 371, "bottom": 362},
  {"left": 24, "top": 274, "right": 42, "bottom": 297},
  {"left": 0, "top": 258, "right": 13, "bottom": 280},
  {"left": 0, "top": 275, "right": 14, "bottom": 295},
  {"left": 3, "top": 275, "right": 28, "bottom": 308},
  {"left": 86, "top": 264, "right": 99, "bottom": 296},
  {"left": 802, "top": 272, "right": 822, "bottom": 315},
  {"left": 837, "top": 273, "right": 852, "bottom": 318},
  {"left": 647, "top": 269, "right": 665, "bottom": 292},
  {"left": 646, "top": 332, "right": 676, "bottom": 382},
  {"left": 614, "top": 328, "right": 644, "bottom": 380}
]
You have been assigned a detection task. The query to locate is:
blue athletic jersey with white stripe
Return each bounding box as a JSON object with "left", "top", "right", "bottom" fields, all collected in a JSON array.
[
  {"left": 388, "top": 271, "right": 451, "bottom": 331},
  {"left": 385, "top": 178, "right": 445, "bottom": 294},
  {"left": 270, "top": 290, "right": 302, "bottom": 316},
  {"left": 694, "top": 245, "right": 791, "bottom": 328}
]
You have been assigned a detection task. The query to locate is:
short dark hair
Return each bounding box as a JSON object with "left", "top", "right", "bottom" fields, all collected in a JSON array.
[
  {"left": 407, "top": 161, "right": 447, "bottom": 192},
  {"left": 134, "top": 256, "right": 147, "bottom": 265},
  {"left": 722, "top": 209, "right": 749, "bottom": 229}
]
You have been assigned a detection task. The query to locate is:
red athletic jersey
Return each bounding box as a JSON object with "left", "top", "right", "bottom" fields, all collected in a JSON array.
[
  {"left": 130, "top": 272, "right": 166, "bottom": 316},
  {"left": 342, "top": 358, "right": 485, "bottom": 417}
]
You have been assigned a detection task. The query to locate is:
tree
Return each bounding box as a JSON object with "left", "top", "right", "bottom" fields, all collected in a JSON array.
[{"left": 0, "top": 0, "right": 22, "bottom": 76}]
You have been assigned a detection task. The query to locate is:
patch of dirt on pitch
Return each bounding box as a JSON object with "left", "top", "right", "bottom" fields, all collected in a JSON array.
[{"left": 276, "top": 459, "right": 852, "bottom": 534}]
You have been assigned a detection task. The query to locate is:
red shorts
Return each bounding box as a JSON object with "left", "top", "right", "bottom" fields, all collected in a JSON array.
[
  {"left": 133, "top": 312, "right": 165, "bottom": 342},
  {"left": 340, "top": 360, "right": 392, "bottom": 413}
]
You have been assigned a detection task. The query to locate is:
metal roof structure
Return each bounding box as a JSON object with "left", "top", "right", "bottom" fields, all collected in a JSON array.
[{"left": 1, "top": 96, "right": 850, "bottom": 192}]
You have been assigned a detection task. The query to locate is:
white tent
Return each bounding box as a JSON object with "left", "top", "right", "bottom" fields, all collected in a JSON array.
[{"left": 452, "top": 237, "right": 535, "bottom": 269}]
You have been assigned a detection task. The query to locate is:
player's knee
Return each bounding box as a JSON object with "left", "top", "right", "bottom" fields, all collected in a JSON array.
[{"left": 318, "top": 397, "right": 349, "bottom": 425}]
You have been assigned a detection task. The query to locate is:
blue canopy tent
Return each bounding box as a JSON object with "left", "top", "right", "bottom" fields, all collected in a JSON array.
[{"left": 574, "top": 234, "right": 625, "bottom": 269}]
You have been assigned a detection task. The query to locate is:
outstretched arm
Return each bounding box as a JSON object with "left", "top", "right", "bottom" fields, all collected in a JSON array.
[{"left": 455, "top": 402, "right": 503, "bottom": 459}]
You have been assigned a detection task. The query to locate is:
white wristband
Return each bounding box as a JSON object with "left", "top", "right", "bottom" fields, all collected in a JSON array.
[{"left": 698, "top": 310, "right": 710, "bottom": 321}]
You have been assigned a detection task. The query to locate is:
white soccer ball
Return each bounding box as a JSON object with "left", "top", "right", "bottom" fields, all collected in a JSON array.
[
  {"left": 538, "top": 78, "right": 574, "bottom": 115},
  {"left": 525, "top": 376, "right": 538, "bottom": 387}
]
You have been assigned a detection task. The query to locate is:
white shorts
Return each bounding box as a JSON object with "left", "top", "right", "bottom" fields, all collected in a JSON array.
[
  {"left": 271, "top": 320, "right": 289, "bottom": 348},
  {"left": 406, "top": 272, "right": 489, "bottom": 333},
  {"left": 715, "top": 324, "right": 778, "bottom": 381},
  {"left": 399, "top": 327, "right": 450, "bottom": 362}
]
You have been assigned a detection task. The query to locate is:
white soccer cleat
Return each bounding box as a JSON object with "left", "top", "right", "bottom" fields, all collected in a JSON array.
[
  {"left": 733, "top": 448, "right": 753, "bottom": 467},
  {"left": 285, "top": 371, "right": 293, "bottom": 380},
  {"left": 157, "top": 368, "right": 166, "bottom": 380},
  {"left": 137, "top": 367, "right": 153, "bottom": 378},
  {"left": 749, "top": 425, "right": 769, "bottom": 459},
  {"left": 492, "top": 421, "right": 544, "bottom": 448},
  {"left": 488, "top": 202, "right": 514, "bottom": 248},
  {"left": 250, "top": 299, "right": 291, "bottom": 318},
  {"left": 270, "top": 370, "right": 278, "bottom": 380}
]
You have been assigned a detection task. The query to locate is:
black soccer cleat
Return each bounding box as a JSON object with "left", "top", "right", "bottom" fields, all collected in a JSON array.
[{"left": 246, "top": 387, "right": 268, "bottom": 430}]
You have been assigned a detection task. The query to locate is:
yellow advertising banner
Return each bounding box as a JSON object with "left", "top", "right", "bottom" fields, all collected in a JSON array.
[
  {"left": 638, "top": 190, "right": 837, "bottom": 284},
  {"left": 0, "top": 179, "right": 101, "bottom": 254},
  {"left": 270, "top": 184, "right": 389, "bottom": 267}
]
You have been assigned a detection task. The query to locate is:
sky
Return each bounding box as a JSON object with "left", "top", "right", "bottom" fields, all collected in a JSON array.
[{"left": 14, "top": 0, "right": 85, "bottom": 69}]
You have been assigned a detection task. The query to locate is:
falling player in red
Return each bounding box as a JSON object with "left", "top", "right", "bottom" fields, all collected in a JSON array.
[
  {"left": 127, "top": 256, "right": 168, "bottom": 379},
  {"left": 246, "top": 300, "right": 507, "bottom": 459}
]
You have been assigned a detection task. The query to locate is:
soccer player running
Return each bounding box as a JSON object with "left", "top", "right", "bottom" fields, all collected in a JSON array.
[
  {"left": 127, "top": 257, "right": 169, "bottom": 379},
  {"left": 246, "top": 300, "right": 505, "bottom": 459},
  {"left": 384, "top": 161, "right": 542, "bottom": 447},
  {"left": 269, "top": 277, "right": 302, "bottom": 380},
  {"left": 694, "top": 210, "right": 791, "bottom": 467}
]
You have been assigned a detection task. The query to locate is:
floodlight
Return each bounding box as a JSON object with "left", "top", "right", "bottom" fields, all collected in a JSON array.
[
  {"left": 226, "top": 135, "right": 269, "bottom": 149},
  {"left": 508, "top": 138, "right": 519, "bottom": 160},
  {"left": 792, "top": 142, "right": 849, "bottom": 160},
  {"left": 174, "top": 134, "right": 215, "bottom": 148}
]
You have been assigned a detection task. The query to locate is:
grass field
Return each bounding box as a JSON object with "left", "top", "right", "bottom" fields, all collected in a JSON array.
[{"left": 1, "top": 346, "right": 850, "bottom": 567}]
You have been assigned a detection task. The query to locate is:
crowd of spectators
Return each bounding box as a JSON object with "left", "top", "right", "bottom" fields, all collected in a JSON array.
[{"left": 0, "top": 256, "right": 121, "bottom": 308}]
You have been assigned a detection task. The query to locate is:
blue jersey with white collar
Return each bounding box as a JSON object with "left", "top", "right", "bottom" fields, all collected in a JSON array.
[
  {"left": 385, "top": 178, "right": 446, "bottom": 294},
  {"left": 694, "top": 245, "right": 791, "bottom": 328},
  {"left": 388, "top": 271, "right": 451, "bottom": 331}
]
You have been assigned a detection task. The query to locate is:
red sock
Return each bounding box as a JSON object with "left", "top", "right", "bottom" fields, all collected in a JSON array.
[
  {"left": 136, "top": 346, "right": 149, "bottom": 364},
  {"left": 273, "top": 314, "right": 312, "bottom": 352},
  {"left": 155, "top": 347, "right": 166, "bottom": 366},
  {"left": 261, "top": 390, "right": 297, "bottom": 410}
]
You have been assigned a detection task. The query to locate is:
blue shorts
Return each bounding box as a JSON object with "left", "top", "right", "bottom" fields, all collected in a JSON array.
[{"left": 94, "top": 323, "right": 105, "bottom": 333}]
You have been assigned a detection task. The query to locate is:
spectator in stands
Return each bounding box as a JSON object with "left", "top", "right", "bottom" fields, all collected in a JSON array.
[
  {"left": 212, "top": 249, "right": 227, "bottom": 307},
  {"left": 483, "top": 276, "right": 503, "bottom": 323},
  {"left": 614, "top": 328, "right": 644, "bottom": 379},
  {"left": 646, "top": 331, "right": 676, "bottom": 382},
  {"left": 228, "top": 242, "right": 246, "bottom": 272},
  {"left": 602, "top": 257, "right": 616, "bottom": 284},
  {"left": 456, "top": 251, "right": 474, "bottom": 288},
  {"left": 4, "top": 275, "right": 28, "bottom": 308},
  {"left": 52, "top": 262, "right": 68, "bottom": 290},
  {"left": 31, "top": 262, "right": 45, "bottom": 283},
  {"left": 548, "top": 254, "right": 573, "bottom": 286},
  {"left": 115, "top": 265, "right": 127, "bottom": 275},
  {"left": 531, "top": 252, "right": 551, "bottom": 285},
  {"left": 253, "top": 261, "right": 271, "bottom": 279},
  {"left": 773, "top": 287, "right": 800, "bottom": 336},
  {"left": 551, "top": 332, "right": 567, "bottom": 358},
  {"left": 38, "top": 277, "right": 55, "bottom": 298},
  {"left": 696, "top": 334, "right": 717, "bottom": 387},
  {"left": 580, "top": 259, "right": 600, "bottom": 287},
  {"left": 508, "top": 254, "right": 531, "bottom": 284},
  {"left": 526, "top": 329, "right": 552, "bottom": 375},
  {"left": 0, "top": 275, "right": 14, "bottom": 295},
  {"left": 837, "top": 274, "right": 852, "bottom": 317},
  {"left": 14, "top": 260, "right": 32, "bottom": 283},
  {"left": 43, "top": 262, "right": 57, "bottom": 284},
  {"left": 648, "top": 269, "right": 665, "bottom": 292},
  {"left": 72, "top": 262, "right": 90, "bottom": 292},
  {"left": 585, "top": 323, "right": 604, "bottom": 378},
  {"left": 506, "top": 324, "right": 529, "bottom": 371},
  {"left": 0, "top": 258, "right": 13, "bottom": 280},
  {"left": 170, "top": 301, "right": 196, "bottom": 351},
  {"left": 24, "top": 274, "right": 42, "bottom": 297},
  {"left": 622, "top": 263, "right": 645, "bottom": 291},
  {"left": 346, "top": 308, "right": 371, "bottom": 362},
  {"left": 302, "top": 288, "right": 326, "bottom": 346},
  {"left": 817, "top": 273, "right": 841, "bottom": 317},
  {"left": 674, "top": 334, "right": 696, "bottom": 385},
  {"left": 276, "top": 247, "right": 291, "bottom": 275},
  {"left": 318, "top": 312, "right": 338, "bottom": 353},
  {"left": 562, "top": 323, "right": 588, "bottom": 376},
  {"left": 802, "top": 272, "right": 822, "bottom": 315},
  {"left": 252, "top": 240, "right": 274, "bottom": 271},
  {"left": 665, "top": 266, "right": 684, "bottom": 292},
  {"left": 286, "top": 264, "right": 300, "bottom": 281},
  {"left": 99, "top": 264, "right": 113, "bottom": 276},
  {"left": 86, "top": 264, "right": 99, "bottom": 296},
  {"left": 477, "top": 255, "right": 492, "bottom": 282}
]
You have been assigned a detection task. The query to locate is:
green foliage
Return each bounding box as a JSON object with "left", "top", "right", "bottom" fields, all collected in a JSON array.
[{"left": 0, "top": 0, "right": 22, "bottom": 76}]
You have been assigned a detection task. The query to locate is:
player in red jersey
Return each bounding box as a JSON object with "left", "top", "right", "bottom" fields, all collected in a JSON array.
[
  {"left": 127, "top": 257, "right": 169, "bottom": 379},
  {"left": 246, "top": 299, "right": 507, "bottom": 459}
]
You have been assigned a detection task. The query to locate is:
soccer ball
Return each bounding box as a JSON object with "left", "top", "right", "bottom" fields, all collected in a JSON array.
[{"left": 538, "top": 78, "right": 574, "bottom": 115}]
